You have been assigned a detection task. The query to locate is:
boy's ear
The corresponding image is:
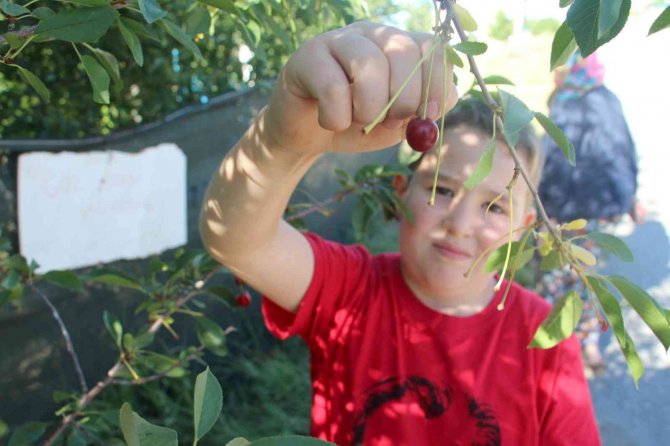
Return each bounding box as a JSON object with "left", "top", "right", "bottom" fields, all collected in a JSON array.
[
  {"left": 392, "top": 174, "right": 409, "bottom": 196},
  {"left": 522, "top": 209, "right": 536, "bottom": 228}
]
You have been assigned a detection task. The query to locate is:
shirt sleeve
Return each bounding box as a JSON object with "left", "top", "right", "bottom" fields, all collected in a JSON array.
[
  {"left": 261, "top": 233, "right": 373, "bottom": 348},
  {"left": 538, "top": 335, "right": 602, "bottom": 445}
]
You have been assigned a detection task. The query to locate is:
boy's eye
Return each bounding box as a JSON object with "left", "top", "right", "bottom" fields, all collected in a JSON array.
[
  {"left": 485, "top": 202, "right": 505, "bottom": 214},
  {"left": 433, "top": 186, "right": 454, "bottom": 197}
]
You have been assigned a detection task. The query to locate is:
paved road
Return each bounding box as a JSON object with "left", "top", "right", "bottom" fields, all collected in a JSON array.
[{"left": 590, "top": 218, "right": 670, "bottom": 445}]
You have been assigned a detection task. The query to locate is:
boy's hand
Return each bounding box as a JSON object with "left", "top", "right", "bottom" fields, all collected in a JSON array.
[{"left": 263, "top": 21, "right": 457, "bottom": 155}]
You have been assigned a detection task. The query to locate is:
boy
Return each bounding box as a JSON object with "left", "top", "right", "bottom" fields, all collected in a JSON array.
[{"left": 200, "top": 22, "right": 601, "bottom": 445}]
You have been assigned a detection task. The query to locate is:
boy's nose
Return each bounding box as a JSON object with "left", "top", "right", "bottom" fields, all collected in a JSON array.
[{"left": 443, "top": 199, "right": 474, "bottom": 237}]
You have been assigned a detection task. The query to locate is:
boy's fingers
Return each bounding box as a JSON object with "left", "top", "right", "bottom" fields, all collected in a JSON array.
[
  {"left": 357, "top": 25, "right": 423, "bottom": 122},
  {"left": 326, "top": 32, "right": 390, "bottom": 126},
  {"left": 284, "top": 40, "right": 353, "bottom": 132}
]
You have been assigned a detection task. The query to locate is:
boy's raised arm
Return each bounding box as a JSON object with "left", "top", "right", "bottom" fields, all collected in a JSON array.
[{"left": 199, "top": 22, "right": 455, "bottom": 313}]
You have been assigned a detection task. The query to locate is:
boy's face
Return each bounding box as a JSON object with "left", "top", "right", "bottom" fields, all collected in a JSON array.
[{"left": 397, "top": 124, "right": 535, "bottom": 306}]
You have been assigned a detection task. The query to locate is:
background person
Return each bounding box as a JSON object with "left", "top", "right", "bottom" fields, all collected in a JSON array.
[{"left": 538, "top": 52, "right": 642, "bottom": 376}]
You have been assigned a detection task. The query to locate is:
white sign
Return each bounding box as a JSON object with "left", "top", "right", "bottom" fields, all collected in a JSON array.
[{"left": 17, "top": 143, "right": 187, "bottom": 272}]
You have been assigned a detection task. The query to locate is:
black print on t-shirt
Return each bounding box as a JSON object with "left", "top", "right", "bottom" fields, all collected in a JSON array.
[{"left": 351, "top": 375, "right": 500, "bottom": 446}]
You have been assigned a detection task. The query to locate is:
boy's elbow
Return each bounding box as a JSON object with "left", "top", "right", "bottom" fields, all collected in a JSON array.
[{"left": 199, "top": 206, "right": 227, "bottom": 264}]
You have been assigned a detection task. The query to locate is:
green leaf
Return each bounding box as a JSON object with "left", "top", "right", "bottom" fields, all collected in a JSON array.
[
  {"left": 563, "top": 218, "right": 588, "bottom": 231},
  {"left": 103, "top": 310, "right": 123, "bottom": 347},
  {"left": 185, "top": 6, "right": 211, "bottom": 37},
  {"left": 138, "top": 0, "right": 167, "bottom": 24},
  {"left": 609, "top": 276, "right": 670, "bottom": 350},
  {"left": 84, "top": 269, "right": 144, "bottom": 291},
  {"left": 529, "top": 291, "right": 583, "bottom": 349},
  {"left": 499, "top": 90, "right": 533, "bottom": 147},
  {"left": 649, "top": 6, "right": 670, "bottom": 36},
  {"left": 444, "top": 44, "right": 465, "bottom": 68},
  {"left": 453, "top": 3, "right": 478, "bottom": 31},
  {"left": 568, "top": 243, "right": 597, "bottom": 266},
  {"left": 204, "top": 285, "right": 236, "bottom": 307},
  {"left": 196, "top": 317, "right": 228, "bottom": 357},
  {"left": 464, "top": 136, "right": 496, "bottom": 190},
  {"left": 533, "top": 112, "right": 575, "bottom": 166},
  {"left": 540, "top": 249, "right": 567, "bottom": 271},
  {"left": 7, "top": 422, "right": 48, "bottom": 446},
  {"left": 118, "top": 18, "right": 144, "bottom": 66},
  {"left": 1, "top": 270, "right": 19, "bottom": 289},
  {"left": 588, "top": 276, "right": 644, "bottom": 385},
  {"left": 80, "top": 54, "right": 110, "bottom": 104},
  {"left": 91, "top": 47, "right": 123, "bottom": 92},
  {"left": 226, "top": 439, "right": 251, "bottom": 446},
  {"left": 193, "top": 367, "right": 223, "bottom": 443},
  {"left": 31, "top": 7, "right": 55, "bottom": 20},
  {"left": 139, "top": 352, "right": 186, "bottom": 378},
  {"left": 121, "top": 17, "right": 159, "bottom": 42},
  {"left": 352, "top": 196, "right": 375, "bottom": 241},
  {"left": 198, "top": 0, "right": 239, "bottom": 15},
  {"left": 560, "top": 0, "right": 575, "bottom": 7},
  {"left": 58, "top": 0, "right": 110, "bottom": 5},
  {"left": 485, "top": 241, "right": 534, "bottom": 273},
  {"left": 4, "top": 32, "right": 25, "bottom": 50},
  {"left": 8, "top": 254, "right": 29, "bottom": 274},
  {"left": 41, "top": 270, "right": 83, "bottom": 292},
  {"left": 119, "top": 403, "right": 178, "bottom": 446},
  {"left": 566, "top": 0, "right": 630, "bottom": 57},
  {"left": 1, "top": 0, "right": 29, "bottom": 16},
  {"left": 585, "top": 232, "right": 634, "bottom": 262},
  {"left": 134, "top": 331, "right": 154, "bottom": 349},
  {"left": 453, "top": 41, "right": 488, "bottom": 56},
  {"left": 597, "top": 0, "right": 631, "bottom": 45},
  {"left": 36, "top": 6, "right": 119, "bottom": 43},
  {"left": 15, "top": 66, "right": 50, "bottom": 102},
  {"left": 482, "top": 75, "right": 514, "bottom": 86},
  {"left": 160, "top": 19, "right": 203, "bottom": 60},
  {"left": 249, "top": 436, "right": 337, "bottom": 446}
]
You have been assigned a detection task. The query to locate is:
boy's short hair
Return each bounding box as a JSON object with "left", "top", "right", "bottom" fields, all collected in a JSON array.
[{"left": 410, "top": 97, "right": 544, "bottom": 189}]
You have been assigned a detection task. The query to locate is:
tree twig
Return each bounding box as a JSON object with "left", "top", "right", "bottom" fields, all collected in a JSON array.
[
  {"left": 446, "top": 1, "right": 561, "bottom": 245},
  {"left": 30, "top": 283, "right": 88, "bottom": 394}
]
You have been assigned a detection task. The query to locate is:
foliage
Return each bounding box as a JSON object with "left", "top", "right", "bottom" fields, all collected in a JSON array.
[
  {"left": 2, "top": 0, "right": 670, "bottom": 444},
  {"left": 0, "top": 0, "right": 375, "bottom": 139},
  {"left": 489, "top": 11, "right": 514, "bottom": 41}
]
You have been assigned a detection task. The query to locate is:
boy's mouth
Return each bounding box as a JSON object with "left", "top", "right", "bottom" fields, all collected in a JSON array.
[{"left": 432, "top": 241, "right": 471, "bottom": 260}]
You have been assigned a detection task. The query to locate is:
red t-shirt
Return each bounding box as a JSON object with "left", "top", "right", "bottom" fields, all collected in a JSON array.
[{"left": 263, "top": 234, "right": 601, "bottom": 446}]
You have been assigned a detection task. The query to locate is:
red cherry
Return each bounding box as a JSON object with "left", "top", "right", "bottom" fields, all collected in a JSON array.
[
  {"left": 236, "top": 291, "right": 251, "bottom": 308},
  {"left": 405, "top": 117, "right": 439, "bottom": 153},
  {"left": 600, "top": 321, "right": 609, "bottom": 332}
]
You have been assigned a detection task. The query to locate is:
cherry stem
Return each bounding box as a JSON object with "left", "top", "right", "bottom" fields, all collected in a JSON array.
[
  {"left": 428, "top": 43, "right": 450, "bottom": 206},
  {"left": 363, "top": 38, "right": 441, "bottom": 134},
  {"left": 495, "top": 172, "right": 519, "bottom": 295},
  {"left": 421, "top": 34, "right": 439, "bottom": 120}
]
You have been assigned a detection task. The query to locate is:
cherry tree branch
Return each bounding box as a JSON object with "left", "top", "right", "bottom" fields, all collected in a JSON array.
[
  {"left": 446, "top": 1, "right": 562, "bottom": 244},
  {"left": 30, "top": 283, "right": 88, "bottom": 394}
]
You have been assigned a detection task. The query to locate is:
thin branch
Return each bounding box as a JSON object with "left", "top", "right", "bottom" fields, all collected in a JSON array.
[
  {"left": 286, "top": 186, "right": 358, "bottom": 221},
  {"left": 42, "top": 360, "right": 123, "bottom": 446},
  {"left": 111, "top": 350, "right": 204, "bottom": 386},
  {"left": 446, "top": 1, "right": 561, "bottom": 245},
  {"left": 30, "top": 283, "right": 88, "bottom": 394}
]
